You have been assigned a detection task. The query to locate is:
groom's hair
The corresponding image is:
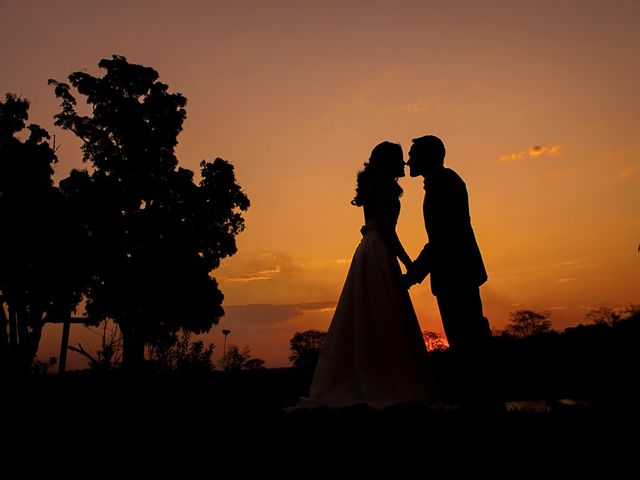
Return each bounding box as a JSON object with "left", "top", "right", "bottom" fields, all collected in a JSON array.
[{"left": 412, "top": 135, "right": 446, "bottom": 164}]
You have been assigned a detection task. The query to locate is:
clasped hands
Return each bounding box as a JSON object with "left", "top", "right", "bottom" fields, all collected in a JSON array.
[{"left": 402, "top": 260, "right": 422, "bottom": 289}]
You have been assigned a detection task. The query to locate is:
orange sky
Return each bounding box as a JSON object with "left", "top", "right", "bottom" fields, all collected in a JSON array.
[{"left": 2, "top": 0, "right": 639, "bottom": 368}]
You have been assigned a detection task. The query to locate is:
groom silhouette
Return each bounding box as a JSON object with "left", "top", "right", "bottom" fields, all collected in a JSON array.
[{"left": 404, "top": 135, "right": 500, "bottom": 410}]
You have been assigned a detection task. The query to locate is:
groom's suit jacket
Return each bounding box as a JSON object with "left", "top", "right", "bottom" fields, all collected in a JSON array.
[{"left": 413, "top": 166, "right": 487, "bottom": 296}]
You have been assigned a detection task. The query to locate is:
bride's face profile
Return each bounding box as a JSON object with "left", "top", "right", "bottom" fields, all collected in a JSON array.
[
  {"left": 379, "top": 150, "right": 405, "bottom": 179},
  {"left": 393, "top": 155, "right": 406, "bottom": 178}
]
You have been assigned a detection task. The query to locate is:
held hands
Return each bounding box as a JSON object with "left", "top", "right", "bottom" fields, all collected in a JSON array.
[
  {"left": 403, "top": 245, "right": 431, "bottom": 288},
  {"left": 401, "top": 273, "right": 416, "bottom": 290},
  {"left": 402, "top": 261, "right": 420, "bottom": 289}
]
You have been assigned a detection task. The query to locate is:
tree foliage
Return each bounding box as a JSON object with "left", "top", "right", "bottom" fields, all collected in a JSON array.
[
  {"left": 288, "top": 330, "right": 326, "bottom": 369},
  {"left": 222, "top": 344, "right": 265, "bottom": 371},
  {"left": 585, "top": 304, "right": 640, "bottom": 326},
  {"left": 585, "top": 307, "right": 621, "bottom": 326},
  {"left": 0, "top": 93, "right": 88, "bottom": 374},
  {"left": 422, "top": 330, "right": 448, "bottom": 352},
  {"left": 503, "top": 309, "right": 553, "bottom": 338},
  {"left": 621, "top": 304, "right": 640, "bottom": 320},
  {"left": 67, "top": 319, "right": 122, "bottom": 371},
  {"left": 147, "top": 331, "right": 215, "bottom": 374},
  {"left": 49, "top": 56, "right": 249, "bottom": 368}
]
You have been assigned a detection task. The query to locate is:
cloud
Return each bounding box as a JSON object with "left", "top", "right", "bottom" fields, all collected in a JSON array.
[
  {"left": 557, "top": 277, "right": 576, "bottom": 283},
  {"left": 617, "top": 165, "right": 636, "bottom": 178},
  {"left": 490, "top": 257, "right": 596, "bottom": 283},
  {"left": 193, "top": 301, "right": 337, "bottom": 367},
  {"left": 352, "top": 75, "right": 443, "bottom": 114},
  {"left": 355, "top": 85, "right": 387, "bottom": 108},
  {"left": 399, "top": 100, "right": 428, "bottom": 113},
  {"left": 225, "top": 267, "right": 281, "bottom": 282},
  {"left": 223, "top": 301, "right": 336, "bottom": 330},
  {"left": 296, "top": 301, "right": 337, "bottom": 312},
  {"left": 216, "top": 250, "right": 349, "bottom": 305},
  {"left": 499, "top": 145, "right": 560, "bottom": 162}
]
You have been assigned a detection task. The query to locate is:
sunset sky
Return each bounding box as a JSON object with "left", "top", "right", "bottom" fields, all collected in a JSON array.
[{"left": 2, "top": 0, "right": 638, "bottom": 368}]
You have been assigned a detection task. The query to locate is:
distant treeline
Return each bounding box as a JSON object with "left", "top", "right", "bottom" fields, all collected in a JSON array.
[
  {"left": 289, "top": 307, "right": 640, "bottom": 405},
  {"left": 432, "top": 311, "right": 640, "bottom": 405}
]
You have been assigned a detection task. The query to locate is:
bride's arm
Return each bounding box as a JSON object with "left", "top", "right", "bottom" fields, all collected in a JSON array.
[
  {"left": 387, "top": 230, "right": 413, "bottom": 269},
  {"left": 378, "top": 221, "right": 412, "bottom": 268},
  {"left": 371, "top": 186, "right": 413, "bottom": 269}
]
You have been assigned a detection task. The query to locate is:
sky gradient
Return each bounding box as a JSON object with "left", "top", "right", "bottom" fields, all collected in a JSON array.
[{"left": 2, "top": 0, "right": 639, "bottom": 368}]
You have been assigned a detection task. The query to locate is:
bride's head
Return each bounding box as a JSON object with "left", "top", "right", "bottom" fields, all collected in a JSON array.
[
  {"left": 351, "top": 141, "right": 404, "bottom": 206},
  {"left": 368, "top": 141, "right": 405, "bottom": 179}
]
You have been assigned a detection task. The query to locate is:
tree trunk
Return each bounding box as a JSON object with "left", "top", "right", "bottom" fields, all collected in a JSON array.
[
  {"left": 8, "top": 306, "right": 18, "bottom": 350},
  {"left": 16, "top": 307, "right": 27, "bottom": 354},
  {"left": 6, "top": 306, "right": 44, "bottom": 374},
  {"left": 15, "top": 309, "right": 34, "bottom": 374},
  {"left": 0, "top": 301, "right": 8, "bottom": 371},
  {"left": 58, "top": 320, "right": 71, "bottom": 374},
  {"left": 8, "top": 306, "right": 18, "bottom": 372},
  {"left": 121, "top": 323, "right": 144, "bottom": 370},
  {"left": 24, "top": 320, "right": 44, "bottom": 371}
]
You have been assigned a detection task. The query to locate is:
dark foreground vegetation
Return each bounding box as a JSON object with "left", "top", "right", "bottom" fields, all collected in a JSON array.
[
  {"left": 5, "top": 315, "right": 638, "bottom": 459},
  {"left": 3, "top": 369, "right": 635, "bottom": 470}
]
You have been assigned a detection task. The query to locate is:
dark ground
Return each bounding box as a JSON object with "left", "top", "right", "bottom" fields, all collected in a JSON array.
[
  {"left": 5, "top": 368, "right": 637, "bottom": 461},
  {"left": 7, "top": 316, "right": 640, "bottom": 469}
]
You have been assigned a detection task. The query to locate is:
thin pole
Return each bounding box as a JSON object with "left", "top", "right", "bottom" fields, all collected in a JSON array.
[
  {"left": 222, "top": 329, "right": 230, "bottom": 371},
  {"left": 58, "top": 321, "right": 71, "bottom": 374}
]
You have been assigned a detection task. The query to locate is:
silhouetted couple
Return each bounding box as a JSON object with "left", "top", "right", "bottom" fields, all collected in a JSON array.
[{"left": 295, "top": 135, "right": 501, "bottom": 412}]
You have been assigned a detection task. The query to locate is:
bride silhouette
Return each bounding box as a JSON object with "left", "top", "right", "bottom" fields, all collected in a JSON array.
[{"left": 294, "top": 141, "right": 438, "bottom": 409}]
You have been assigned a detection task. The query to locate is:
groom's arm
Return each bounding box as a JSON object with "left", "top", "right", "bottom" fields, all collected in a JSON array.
[{"left": 405, "top": 243, "right": 432, "bottom": 286}]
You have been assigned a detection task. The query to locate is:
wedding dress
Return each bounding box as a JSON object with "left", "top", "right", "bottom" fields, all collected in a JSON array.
[{"left": 295, "top": 192, "right": 437, "bottom": 409}]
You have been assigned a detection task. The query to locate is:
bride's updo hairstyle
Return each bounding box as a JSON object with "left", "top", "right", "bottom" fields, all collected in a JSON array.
[{"left": 351, "top": 141, "right": 403, "bottom": 207}]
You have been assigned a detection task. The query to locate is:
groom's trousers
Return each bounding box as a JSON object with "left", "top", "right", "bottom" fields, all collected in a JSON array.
[
  {"left": 436, "top": 288, "right": 501, "bottom": 408},
  {"left": 436, "top": 288, "right": 491, "bottom": 350}
]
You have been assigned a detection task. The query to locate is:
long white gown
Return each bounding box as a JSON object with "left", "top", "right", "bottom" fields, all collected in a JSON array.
[{"left": 295, "top": 211, "right": 438, "bottom": 409}]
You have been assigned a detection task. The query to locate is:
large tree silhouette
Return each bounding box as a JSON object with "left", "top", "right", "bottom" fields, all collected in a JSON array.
[
  {"left": 0, "top": 94, "right": 88, "bottom": 373},
  {"left": 49, "top": 56, "right": 249, "bottom": 368}
]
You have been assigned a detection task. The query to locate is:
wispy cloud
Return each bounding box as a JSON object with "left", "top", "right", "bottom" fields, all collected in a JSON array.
[
  {"left": 219, "top": 251, "right": 349, "bottom": 283},
  {"left": 557, "top": 277, "right": 576, "bottom": 283},
  {"left": 225, "top": 267, "right": 281, "bottom": 282},
  {"left": 353, "top": 74, "right": 444, "bottom": 114},
  {"left": 491, "top": 257, "right": 596, "bottom": 280},
  {"left": 194, "top": 301, "right": 338, "bottom": 368},
  {"left": 399, "top": 99, "right": 428, "bottom": 113},
  {"left": 499, "top": 145, "right": 561, "bottom": 162},
  {"left": 617, "top": 164, "right": 636, "bottom": 178},
  {"left": 223, "top": 301, "right": 336, "bottom": 330},
  {"left": 355, "top": 84, "right": 391, "bottom": 108},
  {"left": 216, "top": 250, "right": 350, "bottom": 306},
  {"left": 297, "top": 301, "right": 337, "bottom": 313}
]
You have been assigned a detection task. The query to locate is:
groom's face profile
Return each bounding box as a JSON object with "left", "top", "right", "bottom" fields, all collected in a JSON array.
[
  {"left": 407, "top": 144, "right": 427, "bottom": 177},
  {"left": 408, "top": 143, "right": 441, "bottom": 177}
]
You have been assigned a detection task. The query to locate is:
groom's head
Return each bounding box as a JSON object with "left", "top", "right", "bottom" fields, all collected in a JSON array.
[{"left": 408, "top": 135, "right": 445, "bottom": 177}]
